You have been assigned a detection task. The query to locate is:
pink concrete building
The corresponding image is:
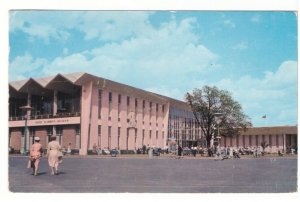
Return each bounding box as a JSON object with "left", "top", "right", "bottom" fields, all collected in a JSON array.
[
  {"left": 9, "top": 72, "right": 297, "bottom": 155},
  {"left": 9, "top": 72, "right": 201, "bottom": 155}
]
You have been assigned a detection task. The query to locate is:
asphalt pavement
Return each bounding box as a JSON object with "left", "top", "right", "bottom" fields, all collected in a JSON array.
[{"left": 8, "top": 155, "right": 297, "bottom": 193}]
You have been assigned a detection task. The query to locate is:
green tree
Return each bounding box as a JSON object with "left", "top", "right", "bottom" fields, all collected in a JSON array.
[
  {"left": 260, "top": 141, "right": 269, "bottom": 156},
  {"left": 186, "top": 86, "right": 252, "bottom": 148}
]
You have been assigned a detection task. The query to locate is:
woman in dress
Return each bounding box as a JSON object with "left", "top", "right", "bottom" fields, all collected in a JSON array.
[
  {"left": 47, "top": 136, "right": 62, "bottom": 175},
  {"left": 29, "top": 136, "right": 43, "bottom": 176}
]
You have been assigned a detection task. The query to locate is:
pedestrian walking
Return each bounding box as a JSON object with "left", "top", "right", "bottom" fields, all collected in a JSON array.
[
  {"left": 67, "top": 143, "right": 72, "bottom": 155},
  {"left": 28, "top": 137, "right": 43, "bottom": 176},
  {"left": 178, "top": 145, "right": 183, "bottom": 158},
  {"left": 46, "top": 136, "right": 62, "bottom": 175},
  {"left": 229, "top": 147, "right": 233, "bottom": 159},
  {"left": 192, "top": 146, "right": 197, "bottom": 157}
]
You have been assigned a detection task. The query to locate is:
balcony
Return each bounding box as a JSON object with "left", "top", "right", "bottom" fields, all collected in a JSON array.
[{"left": 9, "top": 112, "right": 81, "bottom": 121}]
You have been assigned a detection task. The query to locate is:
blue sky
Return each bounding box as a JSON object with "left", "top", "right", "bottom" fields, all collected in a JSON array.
[{"left": 9, "top": 11, "right": 297, "bottom": 127}]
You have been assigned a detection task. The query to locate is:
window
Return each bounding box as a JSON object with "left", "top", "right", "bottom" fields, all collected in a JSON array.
[
  {"left": 142, "top": 129, "right": 145, "bottom": 145},
  {"left": 162, "top": 105, "right": 165, "bottom": 113},
  {"left": 127, "top": 96, "right": 130, "bottom": 115},
  {"left": 108, "top": 126, "right": 111, "bottom": 149},
  {"left": 127, "top": 96, "right": 130, "bottom": 106},
  {"left": 56, "top": 126, "right": 63, "bottom": 136},
  {"left": 269, "top": 135, "right": 272, "bottom": 146},
  {"left": 47, "top": 127, "right": 53, "bottom": 142},
  {"left": 47, "top": 127, "right": 52, "bottom": 136},
  {"left": 98, "top": 125, "right": 101, "bottom": 135},
  {"left": 30, "top": 128, "right": 35, "bottom": 136},
  {"left": 118, "top": 94, "right": 121, "bottom": 118},
  {"left": 135, "top": 129, "right": 137, "bottom": 147},
  {"left": 118, "top": 94, "right": 122, "bottom": 104},
  {"left": 276, "top": 135, "right": 279, "bottom": 147},
  {"left": 76, "top": 125, "right": 80, "bottom": 135},
  {"left": 156, "top": 103, "right": 158, "bottom": 120},
  {"left": 98, "top": 90, "right": 102, "bottom": 119},
  {"left": 118, "top": 127, "right": 121, "bottom": 149},
  {"left": 142, "top": 100, "right": 145, "bottom": 119},
  {"left": 108, "top": 92, "right": 112, "bottom": 116},
  {"left": 135, "top": 98, "right": 138, "bottom": 114},
  {"left": 109, "top": 92, "right": 112, "bottom": 102},
  {"left": 126, "top": 128, "right": 129, "bottom": 150},
  {"left": 56, "top": 126, "right": 63, "bottom": 144},
  {"left": 98, "top": 125, "right": 101, "bottom": 148}
]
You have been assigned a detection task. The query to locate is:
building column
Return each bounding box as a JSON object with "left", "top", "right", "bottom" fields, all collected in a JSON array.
[
  {"left": 283, "top": 134, "right": 286, "bottom": 152},
  {"left": 25, "top": 93, "right": 31, "bottom": 153},
  {"left": 53, "top": 90, "right": 58, "bottom": 116},
  {"left": 80, "top": 81, "right": 93, "bottom": 155}
]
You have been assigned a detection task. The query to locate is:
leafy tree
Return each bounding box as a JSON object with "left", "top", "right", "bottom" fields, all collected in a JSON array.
[
  {"left": 260, "top": 141, "right": 269, "bottom": 155},
  {"left": 186, "top": 86, "right": 252, "bottom": 148}
]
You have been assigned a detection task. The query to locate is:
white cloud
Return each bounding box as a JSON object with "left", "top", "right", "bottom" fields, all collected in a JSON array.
[
  {"left": 23, "top": 15, "right": 218, "bottom": 89},
  {"left": 145, "top": 86, "right": 183, "bottom": 100},
  {"left": 212, "top": 60, "right": 297, "bottom": 126},
  {"left": 10, "top": 11, "right": 77, "bottom": 42},
  {"left": 223, "top": 19, "right": 236, "bottom": 28},
  {"left": 78, "top": 11, "right": 152, "bottom": 41},
  {"left": 9, "top": 53, "right": 48, "bottom": 80},
  {"left": 232, "top": 42, "right": 248, "bottom": 50},
  {"left": 10, "top": 11, "right": 152, "bottom": 42}
]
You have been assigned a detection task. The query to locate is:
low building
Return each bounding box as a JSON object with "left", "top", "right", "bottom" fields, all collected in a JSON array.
[{"left": 220, "top": 126, "right": 298, "bottom": 153}]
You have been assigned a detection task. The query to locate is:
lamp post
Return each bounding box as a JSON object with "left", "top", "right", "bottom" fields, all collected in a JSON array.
[
  {"left": 213, "top": 112, "right": 223, "bottom": 147},
  {"left": 20, "top": 105, "right": 32, "bottom": 156}
]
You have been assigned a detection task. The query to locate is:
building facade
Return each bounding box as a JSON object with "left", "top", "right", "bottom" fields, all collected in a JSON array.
[
  {"left": 9, "top": 72, "right": 297, "bottom": 155},
  {"left": 9, "top": 72, "right": 201, "bottom": 155}
]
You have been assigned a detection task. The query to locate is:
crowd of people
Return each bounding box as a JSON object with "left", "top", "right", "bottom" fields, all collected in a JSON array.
[{"left": 26, "top": 138, "right": 291, "bottom": 176}]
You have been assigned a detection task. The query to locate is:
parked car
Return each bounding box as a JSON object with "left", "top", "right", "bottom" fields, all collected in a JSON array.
[
  {"left": 8, "top": 146, "right": 15, "bottom": 154},
  {"left": 182, "top": 147, "right": 191, "bottom": 156},
  {"left": 110, "top": 149, "right": 118, "bottom": 157},
  {"left": 153, "top": 148, "right": 161, "bottom": 156}
]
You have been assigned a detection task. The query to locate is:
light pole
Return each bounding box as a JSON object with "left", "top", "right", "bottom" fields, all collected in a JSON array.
[
  {"left": 20, "top": 105, "right": 32, "bottom": 156},
  {"left": 213, "top": 112, "right": 223, "bottom": 147}
]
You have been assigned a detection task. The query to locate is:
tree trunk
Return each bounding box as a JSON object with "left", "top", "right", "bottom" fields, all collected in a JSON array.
[{"left": 206, "top": 136, "right": 212, "bottom": 148}]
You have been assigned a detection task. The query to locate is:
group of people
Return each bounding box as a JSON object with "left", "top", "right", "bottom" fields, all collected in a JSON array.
[{"left": 28, "top": 136, "right": 63, "bottom": 176}]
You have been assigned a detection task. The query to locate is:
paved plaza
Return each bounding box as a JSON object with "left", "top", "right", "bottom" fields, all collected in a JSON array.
[{"left": 9, "top": 155, "right": 297, "bottom": 193}]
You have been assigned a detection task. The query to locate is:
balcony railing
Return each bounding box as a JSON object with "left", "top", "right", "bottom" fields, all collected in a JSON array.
[{"left": 9, "top": 112, "right": 81, "bottom": 121}]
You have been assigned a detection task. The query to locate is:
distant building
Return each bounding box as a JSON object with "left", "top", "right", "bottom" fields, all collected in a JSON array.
[
  {"left": 220, "top": 126, "right": 297, "bottom": 153},
  {"left": 9, "top": 72, "right": 297, "bottom": 155}
]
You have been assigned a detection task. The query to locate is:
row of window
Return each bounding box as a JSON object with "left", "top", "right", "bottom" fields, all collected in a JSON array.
[
  {"left": 99, "top": 90, "right": 165, "bottom": 119},
  {"left": 98, "top": 125, "right": 165, "bottom": 149},
  {"left": 224, "top": 135, "right": 282, "bottom": 147}
]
